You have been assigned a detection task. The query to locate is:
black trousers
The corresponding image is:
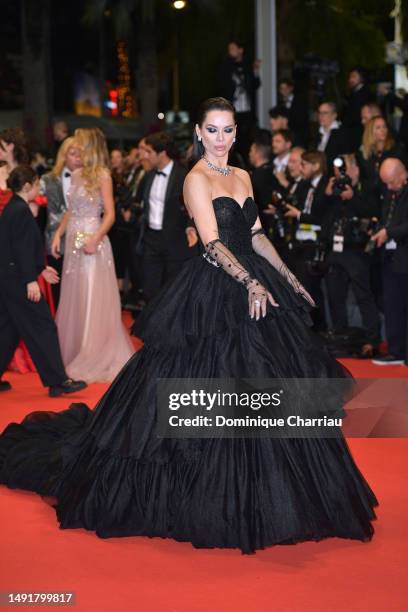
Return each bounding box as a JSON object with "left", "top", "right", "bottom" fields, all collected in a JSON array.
[
  {"left": 0, "top": 277, "right": 67, "bottom": 386},
  {"left": 382, "top": 253, "right": 408, "bottom": 360},
  {"left": 288, "top": 243, "right": 327, "bottom": 331},
  {"left": 326, "top": 250, "right": 381, "bottom": 345},
  {"left": 46, "top": 253, "right": 63, "bottom": 308},
  {"left": 109, "top": 227, "right": 132, "bottom": 280},
  {"left": 142, "top": 228, "right": 187, "bottom": 301}
]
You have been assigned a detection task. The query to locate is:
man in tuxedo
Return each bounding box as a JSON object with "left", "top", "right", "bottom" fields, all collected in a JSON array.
[
  {"left": 0, "top": 168, "right": 86, "bottom": 396},
  {"left": 342, "top": 67, "right": 373, "bottom": 152},
  {"left": 136, "top": 132, "right": 195, "bottom": 301},
  {"left": 284, "top": 150, "right": 328, "bottom": 226},
  {"left": 218, "top": 40, "right": 261, "bottom": 160},
  {"left": 272, "top": 129, "right": 293, "bottom": 176},
  {"left": 371, "top": 158, "right": 408, "bottom": 365},
  {"left": 284, "top": 151, "right": 329, "bottom": 330},
  {"left": 316, "top": 102, "right": 348, "bottom": 171},
  {"left": 284, "top": 147, "right": 309, "bottom": 205},
  {"left": 278, "top": 78, "right": 309, "bottom": 146}
]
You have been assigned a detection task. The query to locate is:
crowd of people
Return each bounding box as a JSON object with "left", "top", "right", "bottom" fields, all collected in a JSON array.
[
  {"left": 215, "top": 42, "right": 408, "bottom": 365},
  {"left": 0, "top": 49, "right": 407, "bottom": 398},
  {"left": 249, "top": 79, "right": 408, "bottom": 365}
]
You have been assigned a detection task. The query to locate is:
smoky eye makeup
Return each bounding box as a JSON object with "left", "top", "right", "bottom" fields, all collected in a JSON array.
[{"left": 205, "top": 125, "right": 235, "bottom": 134}]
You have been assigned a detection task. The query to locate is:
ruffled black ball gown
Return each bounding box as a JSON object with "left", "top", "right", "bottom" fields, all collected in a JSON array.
[{"left": 0, "top": 197, "right": 378, "bottom": 554}]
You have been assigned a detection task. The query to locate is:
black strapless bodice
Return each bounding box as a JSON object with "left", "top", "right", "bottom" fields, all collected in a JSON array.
[{"left": 213, "top": 196, "right": 258, "bottom": 255}]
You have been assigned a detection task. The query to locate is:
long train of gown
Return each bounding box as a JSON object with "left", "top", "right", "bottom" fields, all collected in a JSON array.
[
  {"left": 0, "top": 196, "right": 377, "bottom": 553},
  {"left": 55, "top": 177, "right": 134, "bottom": 382}
]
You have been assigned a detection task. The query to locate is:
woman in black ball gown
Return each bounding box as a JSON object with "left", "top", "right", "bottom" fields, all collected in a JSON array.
[{"left": 0, "top": 98, "right": 377, "bottom": 554}]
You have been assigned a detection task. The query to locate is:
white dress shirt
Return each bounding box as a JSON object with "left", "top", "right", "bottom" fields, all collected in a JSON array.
[
  {"left": 61, "top": 166, "right": 72, "bottom": 206},
  {"left": 148, "top": 160, "right": 174, "bottom": 230},
  {"left": 273, "top": 153, "right": 290, "bottom": 174},
  {"left": 318, "top": 120, "right": 340, "bottom": 152},
  {"left": 284, "top": 93, "right": 294, "bottom": 109}
]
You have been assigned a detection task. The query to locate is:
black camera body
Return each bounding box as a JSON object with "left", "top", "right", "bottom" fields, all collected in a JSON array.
[
  {"left": 332, "top": 156, "right": 352, "bottom": 196},
  {"left": 271, "top": 191, "right": 289, "bottom": 212}
]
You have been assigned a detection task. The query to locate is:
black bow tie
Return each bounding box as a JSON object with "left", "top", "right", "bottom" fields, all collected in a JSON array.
[
  {"left": 155, "top": 170, "right": 167, "bottom": 177},
  {"left": 64, "top": 171, "right": 71, "bottom": 178}
]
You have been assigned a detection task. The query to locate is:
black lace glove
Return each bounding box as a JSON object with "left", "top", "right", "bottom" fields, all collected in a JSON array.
[
  {"left": 205, "top": 238, "right": 279, "bottom": 319},
  {"left": 251, "top": 228, "right": 316, "bottom": 307}
]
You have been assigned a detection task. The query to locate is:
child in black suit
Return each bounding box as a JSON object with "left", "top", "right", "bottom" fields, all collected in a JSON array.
[{"left": 0, "top": 165, "right": 87, "bottom": 397}]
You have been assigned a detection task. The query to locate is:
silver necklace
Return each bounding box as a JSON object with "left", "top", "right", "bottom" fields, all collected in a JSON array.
[{"left": 203, "top": 156, "right": 231, "bottom": 177}]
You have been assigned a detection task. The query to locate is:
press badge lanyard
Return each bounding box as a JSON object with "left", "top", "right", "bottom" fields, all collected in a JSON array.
[
  {"left": 332, "top": 206, "right": 349, "bottom": 253},
  {"left": 384, "top": 192, "right": 397, "bottom": 251}
]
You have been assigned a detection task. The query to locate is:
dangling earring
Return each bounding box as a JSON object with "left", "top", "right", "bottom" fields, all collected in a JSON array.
[
  {"left": 198, "top": 136, "right": 202, "bottom": 142},
  {"left": 233, "top": 137, "right": 236, "bottom": 143}
]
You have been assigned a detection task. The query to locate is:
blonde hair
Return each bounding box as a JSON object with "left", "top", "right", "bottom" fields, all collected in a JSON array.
[
  {"left": 50, "top": 137, "right": 78, "bottom": 177},
  {"left": 73, "top": 127, "right": 110, "bottom": 191},
  {"left": 362, "top": 116, "right": 395, "bottom": 160}
]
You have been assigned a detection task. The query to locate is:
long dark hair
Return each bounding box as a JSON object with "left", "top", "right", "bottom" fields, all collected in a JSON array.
[{"left": 192, "top": 97, "right": 236, "bottom": 163}]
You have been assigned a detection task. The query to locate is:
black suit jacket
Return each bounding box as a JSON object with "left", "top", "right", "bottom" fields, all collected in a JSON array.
[
  {"left": 137, "top": 161, "right": 190, "bottom": 257},
  {"left": 280, "top": 94, "right": 309, "bottom": 146},
  {"left": 383, "top": 182, "right": 408, "bottom": 273},
  {"left": 315, "top": 128, "right": 349, "bottom": 171},
  {"left": 251, "top": 163, "right": 281, "bottom": 210},
  {"left": 218, "top": 57, "right": 260, "bottom": 114},
  {"left": 342, "top": 84, "right": 373, "bottom": 150},
  {"left": 0, "top": 194, "right": 45, "bottom": 284}
]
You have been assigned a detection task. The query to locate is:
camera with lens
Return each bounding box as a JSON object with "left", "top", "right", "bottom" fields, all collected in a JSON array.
[
  {"left": 332, "top": 156, "right": 352, "bottom": 196},
  {"left": 271, "top": 191, "right": 289, "bottom": 211}
]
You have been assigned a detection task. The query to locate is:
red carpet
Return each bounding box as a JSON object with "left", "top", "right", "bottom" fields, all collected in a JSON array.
[{"left": 0, "top": 353, "right": 407, "bottom": 611}]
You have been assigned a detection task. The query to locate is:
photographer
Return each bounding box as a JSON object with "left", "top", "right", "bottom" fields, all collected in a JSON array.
[
  {"left": 267, "top": 147, "right": 309, "bottom": 247},
  {"left": 260, "top": 147, "right": 309, "bottom": 250},
  {"left": 371, "top": 158, "right": 408, "bottom": 365},
  {"left": 283, "top": 150, "right": 329, "bottom": 330},
  {"left": 324, "top": 154, "right": 381, "bottom": 358}
]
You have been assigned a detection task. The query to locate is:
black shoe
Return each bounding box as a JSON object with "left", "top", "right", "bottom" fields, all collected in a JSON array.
[
  {"left": 48, "top": 378, "right": 88, "bottom": 397},
  {"left": 372, "top": 355, "right": 405, "bottom": 366},
  {"left": 0, "top": 380, "right": 12, "bottom": 392}
]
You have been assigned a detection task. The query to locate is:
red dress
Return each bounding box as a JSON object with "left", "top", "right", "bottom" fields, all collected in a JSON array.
[{"left": 0, "top": 190, "right": 54, "bottom": 373}]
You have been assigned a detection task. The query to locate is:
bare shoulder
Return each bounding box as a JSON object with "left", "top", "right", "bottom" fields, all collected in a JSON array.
[
  {"left": 233, "top": 166, "right": 251, "bottom": 186},
  {"left": 98, "top": 167, "right": 112, "bottom": 182},
  {"left": 184, "top": 165, "right": 211, "bottom": 195}
]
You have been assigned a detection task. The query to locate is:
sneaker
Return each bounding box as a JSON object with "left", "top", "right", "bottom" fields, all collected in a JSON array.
[
  {"left": 49, "top": 379, "right": 87, "bottom": 397},
  {"left": 0, "top": 380, "right": 12, "bottom": 392},
  {"left": 372, "top": 355, "right": 405, "bottom": 366}
]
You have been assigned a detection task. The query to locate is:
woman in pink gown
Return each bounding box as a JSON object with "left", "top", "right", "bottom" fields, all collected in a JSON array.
[{"left": 51, "top": 128, "right": 134, "bottom": 383}]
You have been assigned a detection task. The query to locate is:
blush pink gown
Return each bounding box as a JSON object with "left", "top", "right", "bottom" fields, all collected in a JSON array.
[{"left": 56, "top": 175, "right": 134, "bottom": 383}]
